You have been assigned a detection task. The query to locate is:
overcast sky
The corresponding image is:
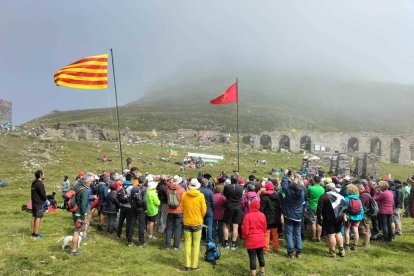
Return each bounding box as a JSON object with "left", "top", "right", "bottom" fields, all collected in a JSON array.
[{"left": 1, "top": 1, "right": 414, "bottom": 124}]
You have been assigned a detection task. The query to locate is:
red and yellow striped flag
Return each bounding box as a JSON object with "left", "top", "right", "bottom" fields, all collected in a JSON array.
[{"left": 54, "top": 54, "right": 108, "bottom": 89}]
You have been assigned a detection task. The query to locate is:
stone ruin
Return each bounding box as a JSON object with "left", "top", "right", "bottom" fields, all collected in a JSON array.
[
  {"left": 354, "top": 153, "right": 380, "bottom": 179},
  {"left": 329, "top": 153, "right": 351, "bottom": 178},
  {"left": 0, "top": 99, "right": 12, "bottom": 126},
  {"left": 64, "top": 124, "right": 109, "bottom": 141}
]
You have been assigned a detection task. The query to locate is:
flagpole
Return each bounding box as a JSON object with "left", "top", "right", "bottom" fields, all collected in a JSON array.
[
  {"left": 109, "top": 48, "right": 124, "bottom": 172},
  {"left": 236, "top": 78, "right": 240, "bottom": 173}
]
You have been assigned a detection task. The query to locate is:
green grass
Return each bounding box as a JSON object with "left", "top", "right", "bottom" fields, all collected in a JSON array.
[{"left": 1, "top": 133, "right": 414, "bottom": 275}]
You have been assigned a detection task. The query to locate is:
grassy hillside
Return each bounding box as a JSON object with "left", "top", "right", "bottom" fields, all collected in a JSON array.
[
  {"left": 24, "top": 76, "right": 414, "bottom": 134},
  {"left": 1, "top": 134, "right": 414, "bottom": 275}
]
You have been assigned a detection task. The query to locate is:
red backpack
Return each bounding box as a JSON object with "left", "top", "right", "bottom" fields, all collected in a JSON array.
[
  {"left": 64, "top": 188, "right": 86, "bottom": 213},
  {"left": 348, "top": 198, "right": 361, "bottom": 215}
]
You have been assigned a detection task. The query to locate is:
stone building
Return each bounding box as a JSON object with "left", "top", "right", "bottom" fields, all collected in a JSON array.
[
  {"left": 0, "top": 99, "right": 12, "bottom": 126},
  {"left": 243, "top": 130, "right": 414, "bottom": 166}
]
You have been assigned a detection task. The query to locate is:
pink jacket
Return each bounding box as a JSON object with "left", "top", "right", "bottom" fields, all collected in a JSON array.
[
  {"left": 374, "top": 190, "right": 394, "bottom": 215},
  {"left": 213, "top": 193, "right": 226, "bottom": 220}
]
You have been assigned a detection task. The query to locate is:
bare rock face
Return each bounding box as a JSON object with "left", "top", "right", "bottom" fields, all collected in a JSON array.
[
  {"left": 64, "top": 124, "right": 109, "bottom": 141},
  {"left": 354, "top": 153, "right": 380, "bottom": 179}
]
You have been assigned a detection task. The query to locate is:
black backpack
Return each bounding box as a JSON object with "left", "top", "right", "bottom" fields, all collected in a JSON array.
[
  {"left": 117, "top": 185, "right": 130, "bottom": 204},
  {"left": 132, "top": 186, "right": 147, "bottom": 210}
]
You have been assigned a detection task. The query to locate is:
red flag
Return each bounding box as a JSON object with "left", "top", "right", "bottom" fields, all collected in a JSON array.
[{"left": 210, "top": 82, "right": 238, "bottom": 104}]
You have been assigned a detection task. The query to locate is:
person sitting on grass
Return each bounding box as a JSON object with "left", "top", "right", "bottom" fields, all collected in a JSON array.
[{"left": 242, "top": 199, "right": 267, "bottom": 276}]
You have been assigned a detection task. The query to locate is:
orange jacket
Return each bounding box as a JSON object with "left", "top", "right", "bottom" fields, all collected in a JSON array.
[{"left": 166, "top": 184, "right": 186, "bottom": 214}]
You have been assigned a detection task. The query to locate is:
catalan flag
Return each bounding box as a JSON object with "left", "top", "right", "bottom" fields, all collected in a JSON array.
[{"left": 54, "top": 54, "right": 108, "bottom": 89}]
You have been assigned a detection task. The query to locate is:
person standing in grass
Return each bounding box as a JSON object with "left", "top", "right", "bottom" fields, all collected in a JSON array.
[
  {"left": 317, "top": 183, "right": 347, "bottom": 258},
  {"left": 31, "top": 170, "right": 47, "bottom": 240},
  {"left": 70, "top": 175, "right": 92, "bottom": 256},
  {"left": 130, "top": 176, "right": 147, "bottom": 247},
  {"left": 344, "top": 184, "right": 364, "bottom": 250},
  {"left": 180, "top": 178, "right": 206, "bottom": 271},
  {"left": 374, "top": 181, "right": 394, "bottom": 242},
  {"left": 242, "top": 199, "right": 267, "bottom": 276},
  {"left": 105, "top": 182, "right": 120, "bottom": 236},
  {"left": 306, "top": 176, "right": 325, "bottom": 242},
  {"left": 200, "top": 178, "right": 215, "bottom": 243},
  {"left": 357, "top": 183, "right": 373, "bottom": 248},
  {"left": 165, "top": 175, "right": 185, "bottom": 250},
  {"left": 213, "top": 184, "right": 226, "bottom": 245},
  {"left": 146, "top": 181, "right": 160, "bottom": 241}
]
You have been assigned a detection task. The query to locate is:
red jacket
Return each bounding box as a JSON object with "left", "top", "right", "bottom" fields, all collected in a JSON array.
[
  {"left": 374, "top": 189, "right": 394, "bottom": 215},
  {"left": 241, "top": 199, "right": 267, "bottom": 249}
]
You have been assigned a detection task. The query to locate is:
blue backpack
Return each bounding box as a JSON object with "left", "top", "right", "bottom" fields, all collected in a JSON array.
[{"left": 204, "top": 241, "right": 221, "bottom": 268}]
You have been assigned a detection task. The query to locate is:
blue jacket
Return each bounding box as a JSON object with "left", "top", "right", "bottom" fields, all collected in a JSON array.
[
  {"left": 98, "top": 182, "right": 108, "bottom": 206},
  {"left": 200, "top": 186, "right": 215, "bottom": 212},
  {"left": 281, "top": 176, "right": 305, "bottom": 222},
  {"left": 345, "top": 194, "right": 364, "bottom": 221}
]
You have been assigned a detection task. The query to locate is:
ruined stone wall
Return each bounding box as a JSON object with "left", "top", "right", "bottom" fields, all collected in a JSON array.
[
  {"left": 0, "top": 99, "right": 12, "bottom": 125},
  {"left": 244, "top": 130, "right": 414, "bottom": 166}
]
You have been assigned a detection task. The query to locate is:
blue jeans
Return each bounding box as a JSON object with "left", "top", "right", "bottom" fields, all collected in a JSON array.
[
  {"left": 203, "top": 208, "right": 213, "bottom": 243},
  {"left": 213, "top": 220, "right": 223, "bottom": 244},
  {"left": 284, "top": 218, "right": 302, "bottom": 254}
]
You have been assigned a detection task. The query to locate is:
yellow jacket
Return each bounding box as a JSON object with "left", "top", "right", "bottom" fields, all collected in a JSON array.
[{"left": 181, "top": 189, "right": 207, "bottom": 226}]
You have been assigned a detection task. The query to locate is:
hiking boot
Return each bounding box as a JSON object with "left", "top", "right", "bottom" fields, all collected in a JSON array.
[
  {"left": 286, "top": 252, "right": 295, "bottom": 259},
  {"left": 176, "top": 267, "right": 190, "bottom": 272},
  {"left": 138, "top": 243, "right": 146, "bottom": 248},
  {"left": 350, "top": 244, "right": 358, "bottom": 251},
  {"left": 344, "top": 244, "right": 350, "bottom": 251},
  {"left": 258, "top": 272, "right": 265, "bottom": 276},
  {"left": 338, "top": 248, "right": 345, "bottom": 257},
  {"left": 295, "top": 252, "right": 302, "bottom": 259},
  {"left": 174, "top": 246, "right": 182, "bottom": 251},
  {"left": 327, "top": 249, "right": 336, "bottom": 258},
  {"left": 231, "top": 242, "right": 238, "bottom": 250},
  {"left": 223, "top": 242, "right": 230, "bottom": 249},
  {"left": 127, "top": 242, "right": 134, "bottom": 247},
  {"left": 70, "top": 250, "right": 83, "bottom": 256},
  {"left": 31, "top": 234, "right": 44, "bottom": 240},
  {"left": 190, "top": 267, "right": 201, "bottom": 271}
]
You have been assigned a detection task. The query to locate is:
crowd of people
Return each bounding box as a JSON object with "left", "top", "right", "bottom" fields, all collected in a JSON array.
[{"left": 29, "top": 167, "right": 413, "bottom": 275}]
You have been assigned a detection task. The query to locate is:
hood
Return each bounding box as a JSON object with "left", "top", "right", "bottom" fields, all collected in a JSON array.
[
  {"left": 347, "top": 194, "right": 359, "bottom": 200},
  {"left": 186, "top": 189, "right": 201, "bottom": 197},
  {"left": 246, "top": 191, "right": 257, "bottom": 197},
  {"left": 249, "top": 199, "right": 260, "bottom": 212}
]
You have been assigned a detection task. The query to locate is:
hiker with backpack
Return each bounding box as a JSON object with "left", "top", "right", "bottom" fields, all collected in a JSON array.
[
  {"left": 344, "top": 184, "right": 364, "bottom": 250},
  {"left": 374, "top": 181, "right": 395, "bottom": 242},
  {"left": 146, "top": 180, "right": 160, "bottom": 241},
  {"left": 106, "top": 182, "right": 120, "bottom": 235},
  {"left": 97, "top": 173, "right": 110, "bottom": 230},
  {"left": 165, "top": 175, "right": 185, "bottom": 250},
  {"left": 70, "top": 175, "right": 93, "bottom": 256},
  {"left": 130, "top": 176, "right": 147, "bottom": 247},
  {"left": 241, "top": 199, "right": 267, "bottom": 276},
  {"left": 357, "top": 183, "right": 378, "bottom": 248},
  {"left": 200, "top": 178, "right": 215, "bottom": 243},
  {"left": 116, "top": 174, "right": 136, "bottom": 246},
  {"left": 260, "top": 182, "right": 282, "bottom": 254}
]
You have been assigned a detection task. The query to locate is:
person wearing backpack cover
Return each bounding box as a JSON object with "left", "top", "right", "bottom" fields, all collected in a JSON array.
[
  {"left": 180, "top": 178, "right": 207, "bottom": 271},
  {"left": 357, "top": 183, "right": 377, "bottom": 248},
  {"left": 374, "top": 181, "right": 395, "bottom": 242},
  {"left": 242, "top": 184, "right": 260, "bottom": 216},
  {"left": 116, "top": 174, "right": 135, "bottom": 246},
  {"left": 70, "top": 175, "right": 93, "bottom": 256},
  {"left": 344, "top": 184, "right": 364, "bottom": 251},
  {"left": 130, "top": 176, "right": 147, "bottom": 247},
  {"left": 165, "top": 175, "right": 186, "bottom": 249},
  {"left": 260, "top": 182, "right": 282, "bottom": 254},
  {"left": 242, "top": 199, "right": 267, "bottom": 276},
  {"left": 146, "top": 180, "right": 160, "bottom": 241}
]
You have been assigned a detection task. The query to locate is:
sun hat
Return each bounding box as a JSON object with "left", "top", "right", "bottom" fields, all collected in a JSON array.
[
  {"left": 171, "top": 175, "right": 182, "bottom": 184},
  {"left": 188, "top": 178, "right": 201, "bottom": 190}
]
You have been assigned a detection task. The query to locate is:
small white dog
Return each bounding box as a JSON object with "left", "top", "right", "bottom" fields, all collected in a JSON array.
[{"left": 57, "top": 233, "right": 83, "bottom": 250}]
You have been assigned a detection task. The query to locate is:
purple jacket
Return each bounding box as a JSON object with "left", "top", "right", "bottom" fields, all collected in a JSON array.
[{"left": 374, "top": 190, "right": 394, "bottom": 215}]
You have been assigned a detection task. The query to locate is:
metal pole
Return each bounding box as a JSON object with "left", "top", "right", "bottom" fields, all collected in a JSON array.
[
  {"left": 236, "top": 78, "right": 240, "bottom": 172},
  {"left": 109, "top": 49, "right": 124, "bottom": 172}
]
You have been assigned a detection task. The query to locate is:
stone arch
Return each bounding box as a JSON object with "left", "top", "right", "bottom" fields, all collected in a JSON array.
[
  {"left": 390, "top": 138, "right": 401, "bottom": 164},
  {"left": 300, "top": 136, "right": 312, "bottom": 151},
  {"left": 279, "top": 135, "right": 290, "bottom": 151},
  {"left": 370, "top": 137, "right": 382, "bottom": 157},
  {"left": 260, "top": 135, "right": 272, "bottom": 149},
  {"left": 348, "top": 137, "right": 359, "bottom": 152}
]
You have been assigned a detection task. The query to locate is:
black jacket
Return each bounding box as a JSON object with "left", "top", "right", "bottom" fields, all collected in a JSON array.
[
  {"left": 156, "top": 181, "right": 168, "bottom": 204},
  {"left": 31, "top": 179, "right": 47, "bottom": 204},
  {"left": 260, "top": 191, "right": 282, "bottom": 228},
  {"left": 106, "top": 191, "right": 120, "bottom": 214},
  {"left": 395, "top": 186, "right": 403, "bottom": 209},
  {"left": 223, "top": 184, "right": 243, "bottom": 208}
]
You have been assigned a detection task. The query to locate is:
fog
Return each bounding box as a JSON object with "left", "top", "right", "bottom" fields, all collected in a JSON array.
[{"left": 1, "top": 1, "right": 414, "bottom": 125}]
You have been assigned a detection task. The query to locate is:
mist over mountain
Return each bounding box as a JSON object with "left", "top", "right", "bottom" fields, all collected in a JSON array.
[{"left": 27, "top": 70, "right": 414, "bottom": 134}]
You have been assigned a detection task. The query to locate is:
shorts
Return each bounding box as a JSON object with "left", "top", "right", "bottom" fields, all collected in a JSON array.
[
  {"left": 146, "top": 214, "right": 158, "bottom": 222},
  {"left": 323, "top": 220, "right": 343, "bottom": 235},
  {"left": 32, "top": 203, "right": 45, "bottom": 218},
  {"left": 346, "top": 220, "right": 360, "bottom": 228},
  {"left": 358, "top": 215, "right": 371, "bottom": 234},
  {"left": 223, "top": 206, "right": 243, "bottom": 225},
  {"left": 305, "top": 209, "right": 317, "bottom": 224},
  {"left": 75, "top": 219, "right": 86, "bottom": 233}
]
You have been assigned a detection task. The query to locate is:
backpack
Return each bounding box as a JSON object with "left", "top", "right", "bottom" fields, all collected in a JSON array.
[
  {"left": 132, "top": 186, "right": 147, "bottom": 210},
  {"left": 204, "top": 241, "right": 221, "bottom": 268},
  {"left": 90, "top": 180, "right": 99, "bottom": 195},
  {"left": 117, "top": 185, "right": 130, "bottom": 204},
  {"left": 348, "top": 198, "right": 362, "bottom": 215},
  {"left": 168, "top": 189, "right": 180, "bottom": 209},
  {"left": 64, "top": 188, "right": 86, "bottom": 213},
  {"left": 243, "top": 194, "right": 258, "bottom": 211},
  {"left": 366, "top": 194, "right": 379, "bottom": 217}
]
